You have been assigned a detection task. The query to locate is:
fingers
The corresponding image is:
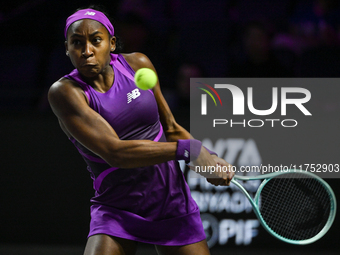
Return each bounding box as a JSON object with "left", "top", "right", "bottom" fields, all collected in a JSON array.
[
  {"left": 207, "top": 172, "right": 231, "bottom": 186},
  {"left": 224, "top": 177, "right": 231, "bottom": 186},
  {"left": 188, "top": 154, "right": 234, "bottom": 186},
  {"left": 207, "top": 178, "right": 225, "bottom": 186}
]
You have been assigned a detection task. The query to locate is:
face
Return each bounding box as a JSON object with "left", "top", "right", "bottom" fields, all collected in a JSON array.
[{"left": 65, "top": 19, "right": 116, "bottom": 78}]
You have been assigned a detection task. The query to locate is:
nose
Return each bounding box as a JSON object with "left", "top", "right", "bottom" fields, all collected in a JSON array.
[{"left": 82, "top": 42, "right": 93, "bottom": 58}]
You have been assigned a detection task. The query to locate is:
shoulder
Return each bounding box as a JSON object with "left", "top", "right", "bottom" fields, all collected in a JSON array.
[
  {"left": 121, "top": 52, "right": 155, "bottom": 72},
  {"left": 48, "top": 78, "right": 81, "bottom": 101},
  {"left": 48, "top": 77, "right": 88, "bottom": 111}
]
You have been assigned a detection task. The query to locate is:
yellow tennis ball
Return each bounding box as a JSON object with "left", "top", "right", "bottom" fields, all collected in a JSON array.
[{"left": 134, "top": 68, "right": 158, "bottom": 90}]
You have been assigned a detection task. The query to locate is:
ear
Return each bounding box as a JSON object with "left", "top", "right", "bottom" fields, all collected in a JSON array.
[
  {"left": 65, "top": 41, "right": 69, "bottom": 56},
  {"left": 110, "top": 36, "right": 117, "bottom": 52}
]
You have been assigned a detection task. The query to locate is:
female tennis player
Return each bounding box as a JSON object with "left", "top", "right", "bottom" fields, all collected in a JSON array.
[{"left": 48, "top": 5, "right": 233, "bottom": 255}]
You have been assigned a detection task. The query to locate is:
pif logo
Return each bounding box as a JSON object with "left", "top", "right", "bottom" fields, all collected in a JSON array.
[{"left": 200, "top": 84, "right": 312, "bottom": 116}]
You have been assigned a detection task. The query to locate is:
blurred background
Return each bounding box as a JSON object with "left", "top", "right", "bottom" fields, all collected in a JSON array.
[{"left": 0, "top": 0, "right": 339, "bottom": 254}]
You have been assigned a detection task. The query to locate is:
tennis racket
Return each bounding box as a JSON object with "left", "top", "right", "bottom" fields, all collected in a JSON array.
[{"left": 231, "top": 169, "right": 336, "bottom": 245}]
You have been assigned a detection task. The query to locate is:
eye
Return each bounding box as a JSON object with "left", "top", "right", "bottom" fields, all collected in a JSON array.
[
  {"left": 71, "top": 39, "right": 81, "bottom": 45},
  {"left": 93, "top": 37, "right": 102, "bottom": 44}
]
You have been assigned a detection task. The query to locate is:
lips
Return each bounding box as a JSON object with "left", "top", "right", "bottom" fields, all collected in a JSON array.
[{"left": 82, "top": 62, "right": 97, "bottom": 66}]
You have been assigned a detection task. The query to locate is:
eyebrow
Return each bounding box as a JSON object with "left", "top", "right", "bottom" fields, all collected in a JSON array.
[{"left": 70, "top": 31, "right": 104, "bottom": 38}]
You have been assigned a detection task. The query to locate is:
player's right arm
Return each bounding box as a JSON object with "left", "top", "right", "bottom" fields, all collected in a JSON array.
[{"left": 48, "top": 78, "right": 177, "bottom": 168}]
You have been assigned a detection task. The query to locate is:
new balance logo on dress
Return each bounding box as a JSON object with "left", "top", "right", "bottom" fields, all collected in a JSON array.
[
  {"left": 85, "top": 11, "right": 96, "bottom": 16},
  {"left": 127, "top": 89, "right": 141, "bottom": 103}
]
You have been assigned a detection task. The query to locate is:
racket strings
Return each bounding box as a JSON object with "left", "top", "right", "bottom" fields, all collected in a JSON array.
[
  {"left": 262, "top": 177, "right": 303, "bottom": 236},
  {"left": 259, "top": 173, "right": 331, "bottom": 240},
  {"left": 281, "top": 177, "right": 328, "bottom": 238},
  {"left": 261, "top": 178, "right": 307, "bottom": 239}
]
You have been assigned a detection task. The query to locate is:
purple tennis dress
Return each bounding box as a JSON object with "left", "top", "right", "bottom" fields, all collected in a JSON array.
[{"left": 63, "top": 54, "right": 206, "bottom": 245}]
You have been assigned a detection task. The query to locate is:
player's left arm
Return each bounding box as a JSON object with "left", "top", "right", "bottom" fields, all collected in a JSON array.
[{"left": 123, "top": 52, "right": 190, "bottom": 142}]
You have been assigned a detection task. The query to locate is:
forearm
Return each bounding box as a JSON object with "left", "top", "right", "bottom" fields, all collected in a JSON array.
[{"left": 104, "top": 139, "right": 177, "bottom": 168}]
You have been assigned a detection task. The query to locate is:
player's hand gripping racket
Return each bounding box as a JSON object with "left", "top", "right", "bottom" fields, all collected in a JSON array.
[{"left": 231, "top": 169, "right": 336, "bottom": 245}]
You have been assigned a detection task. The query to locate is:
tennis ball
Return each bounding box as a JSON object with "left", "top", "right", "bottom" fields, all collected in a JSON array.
[{"left": 134, "top": 68, "right": 158, "bottom": 90}]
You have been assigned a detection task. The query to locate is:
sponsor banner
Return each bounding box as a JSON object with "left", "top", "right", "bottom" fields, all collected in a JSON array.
[{"left": 189, "top": 78, "right": 340, "bottom": 247}]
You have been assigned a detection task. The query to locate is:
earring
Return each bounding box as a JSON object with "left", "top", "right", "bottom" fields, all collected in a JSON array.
[{"left": 66, "top": 52, "right": 69, "bottom": 56}]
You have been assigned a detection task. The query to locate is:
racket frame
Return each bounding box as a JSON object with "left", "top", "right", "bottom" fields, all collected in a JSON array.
[{"left": 231, "top": 169, "right": 337, "bottom": 245}]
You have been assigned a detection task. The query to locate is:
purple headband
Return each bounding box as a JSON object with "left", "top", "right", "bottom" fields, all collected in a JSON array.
[{"left": 64, "top": 8, "right": 114, "bottom": 39}]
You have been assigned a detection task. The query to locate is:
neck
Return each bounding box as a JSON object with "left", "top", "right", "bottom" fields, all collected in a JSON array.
[{"left": 82, "top": 64, "right": 114, "bottom": 93}]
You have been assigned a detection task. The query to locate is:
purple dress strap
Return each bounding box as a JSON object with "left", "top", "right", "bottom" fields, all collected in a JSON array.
[{"left": 111, "top": 55, "right": 134, "bottom": 82}]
